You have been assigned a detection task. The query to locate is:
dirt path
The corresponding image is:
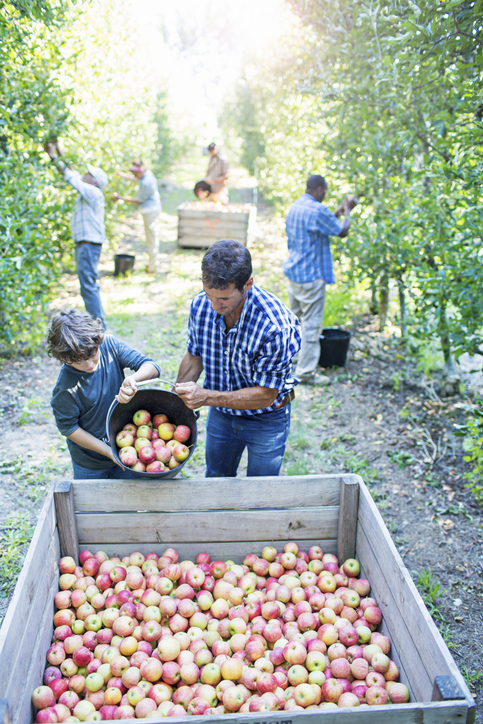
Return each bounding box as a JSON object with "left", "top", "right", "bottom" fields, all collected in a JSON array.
[{"left": 0, "top": 192, "right": 481, "bottom": 719}]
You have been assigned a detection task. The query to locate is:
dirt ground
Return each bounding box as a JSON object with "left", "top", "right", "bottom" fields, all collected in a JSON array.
[{"left": 0, "top": 189, "right": 482, "bottom": 720}]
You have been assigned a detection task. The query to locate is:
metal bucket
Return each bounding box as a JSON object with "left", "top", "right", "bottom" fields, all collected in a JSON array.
[{"left": 106, "top": 379, "right": 198, "bottom": 479}]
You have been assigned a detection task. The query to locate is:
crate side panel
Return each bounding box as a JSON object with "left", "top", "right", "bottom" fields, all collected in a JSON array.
[
  {"left": 356, "top": 483, "right": 473, "bottom": 708},
  {"left": 78, "top": 539, "right": 339, "bottom": 561},
  {"left": 76, "top": 507, "right": 339, "bottom": 545},
  {"left": 71, "top": 476, "right": 341, "bottom": 512},
  {"left": 124, "top": 700, "right": 470, "bottom": 724},
  {"left": 0, "top": 494, "right": 58, "bottom": 680},
  {"left": 11, "top": 575, "right": 58, "bottom": 724},
  {"left": 1, "top": 531, "right": 59, "bottom": 716}
]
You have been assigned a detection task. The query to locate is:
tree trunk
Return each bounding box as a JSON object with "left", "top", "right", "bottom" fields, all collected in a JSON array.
[
  {"left": 398, "top": 282, "right": 407, "bottom": 339},
  {"left": 379, "top": 273, "right": 389, "bottom": 330}
]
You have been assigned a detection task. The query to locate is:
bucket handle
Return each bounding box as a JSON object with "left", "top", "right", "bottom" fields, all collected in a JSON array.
[{"left": 106, "top": 376, "right": 199, "bottom": 440}]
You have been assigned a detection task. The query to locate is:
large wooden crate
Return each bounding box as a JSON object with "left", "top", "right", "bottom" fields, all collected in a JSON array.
[
  {"left": 177, "top": 202, "right": 257, "bottom": 248},
  {"left": 0, "top": 475, "right": 475, "bottom": 724}
]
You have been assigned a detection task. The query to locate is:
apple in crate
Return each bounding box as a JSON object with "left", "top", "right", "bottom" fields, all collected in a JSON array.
[
  {"left": 134, "top": 437, "right": 151, "bottom": 453},
  {"left": 173, "top": 443, "right": 190, "bottom": 462},
  {"left": 146, "top": 461, "right": 166, "bottom": 473}
]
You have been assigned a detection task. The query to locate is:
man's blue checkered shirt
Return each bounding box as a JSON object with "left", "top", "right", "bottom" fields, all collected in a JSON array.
[
  {"left": 283, "top": 193, "right": 343, "bottom": 284},
  {"left": 187, "top": 285, "right": 301, "bottom": 416}
]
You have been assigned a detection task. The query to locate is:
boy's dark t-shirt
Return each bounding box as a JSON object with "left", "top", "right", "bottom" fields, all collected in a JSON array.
[{"left": 51, "top": 335, "right": 160, "bottom": 470}]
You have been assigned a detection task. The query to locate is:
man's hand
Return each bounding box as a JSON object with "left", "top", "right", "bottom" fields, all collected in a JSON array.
[
  {"left": 175, "top": 381, "right": 207, "bottom": 410},
  {"left": 116, "top": 375, "right": 138, "bottom": 404}
]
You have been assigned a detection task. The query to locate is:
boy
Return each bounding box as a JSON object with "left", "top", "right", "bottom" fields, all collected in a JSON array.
[{"left": 48, "top": 308, "right": 160, "bottom": 479}]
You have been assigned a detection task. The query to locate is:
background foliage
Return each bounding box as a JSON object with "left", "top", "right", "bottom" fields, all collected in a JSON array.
[
  {"left": 221, "top": 0, "right": 483, "bottom": 374},
  {"left": 0, "top": 0, "right": 182, "bottom": 352}
]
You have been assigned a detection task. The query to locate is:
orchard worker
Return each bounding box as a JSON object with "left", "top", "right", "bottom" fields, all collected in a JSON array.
[
  {"left": 112, "top": 159, "right": 162, "bottom": 273},
  {"left": 175, "top": 239, "right": 301, "bottom": 478},
  {"left": 283, "top": 174, "right": 357, "bottom": 385},
  {"left": 204, "top": 142, "right": 229, "bottom": 203},
  {"left": 44, "top": 141, "right": 109, "bottom": 329},
  {"left": 48, "top": 307, "right": 160, "bottom": 479}
]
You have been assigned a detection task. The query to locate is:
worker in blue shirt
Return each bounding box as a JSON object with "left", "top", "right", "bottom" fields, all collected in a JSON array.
[
  {"left": 175, "top": 240, "right": 301, "bottom": 478},
  {"left": 283, "top": 174, "right": 357, "bottom": 385}
]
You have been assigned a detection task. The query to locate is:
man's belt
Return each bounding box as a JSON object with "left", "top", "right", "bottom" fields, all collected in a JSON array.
[
  {"left": 275, "top": 389, "right": 295, "bottom": 409},
  {"left": 76, "top": 241, "right": 102, "bottom": 246}
]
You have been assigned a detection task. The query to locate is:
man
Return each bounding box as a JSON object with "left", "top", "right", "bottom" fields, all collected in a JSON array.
[
  {"left": 204, "top": 142, "right": 229, "bottom": 203},
  {"left": 283, "top": 174, "right": 357, "bottom": 385},
  {"left": 44, "top": 141, "right": 108, "bottom": 328},
  {"left": 113, "top": 159, "right": 161, "bottom": 273},
  {"left": 175, "top": 239, "right": 301, "bottom": 478}
]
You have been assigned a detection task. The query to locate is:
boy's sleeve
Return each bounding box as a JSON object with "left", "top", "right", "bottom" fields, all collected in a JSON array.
[
  {"left": 51, "top": 387, "right": 81, "bottom": 437},
  {"left": 111, "top": 337, "right": 161, "bottom": 376}
]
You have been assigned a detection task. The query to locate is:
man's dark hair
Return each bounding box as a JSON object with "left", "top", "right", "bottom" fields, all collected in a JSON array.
[
  {"left": 306, "top": 174, "right": 327, "bottom": 193},
  {"left": 207, "top": 142, "right": 216, "bottom": 151},
  {"left": 47, "top": 308, "right": 105, "bottom": 364},
  {"left": 194, "top": 180, "right": 212, "bottom": 197},
  {"left": 202, "top": 240, "right": 252, "bottom": 292}
]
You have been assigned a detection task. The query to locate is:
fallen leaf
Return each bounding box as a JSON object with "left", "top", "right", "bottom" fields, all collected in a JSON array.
[
  {"left": 448, "top": 491, "right": 455, "bottom": 502},
  {"left": 454, "top": 616, "right": 464, "bottom": 623}
]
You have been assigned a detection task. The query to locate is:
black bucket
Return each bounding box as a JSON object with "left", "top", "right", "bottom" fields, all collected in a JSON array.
[
  {"left": 106, "top": 387, "right": 198, "bottom": 479},
  {"left": 114, "top": 254, "right": 135, "bottom": 276},
  {"left": 318, "top": 327, "right": 351, "bottom": 368}
]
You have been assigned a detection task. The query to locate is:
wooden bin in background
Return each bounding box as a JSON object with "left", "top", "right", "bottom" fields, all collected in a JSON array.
[
  {"left": 0, "top": 474, "right": 475, "bottom": 724},
  {"left": 177, "top": 202, "right": 257, "bottom": 248}
]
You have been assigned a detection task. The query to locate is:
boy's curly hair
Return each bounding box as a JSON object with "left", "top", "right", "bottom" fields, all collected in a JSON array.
[{"left": 47, "top": 308, "right": 105, "bottom": 364}]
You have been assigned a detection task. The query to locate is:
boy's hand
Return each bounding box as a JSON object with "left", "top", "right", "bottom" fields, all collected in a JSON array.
[{"left": 116, "top": 375, "right": 138, "bottom": 404}]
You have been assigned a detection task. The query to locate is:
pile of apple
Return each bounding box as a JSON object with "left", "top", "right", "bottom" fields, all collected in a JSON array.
[
  {"left": 115, "top": 410, "right": 191, "bottom": 474},
  {"left": 32, "top": 544, "right": 411, "bottom": 722}
]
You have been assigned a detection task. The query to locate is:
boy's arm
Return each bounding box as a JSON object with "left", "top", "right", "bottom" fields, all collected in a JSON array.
[
  {"left": 116, "top": 362, "right": 159, "bottom": 404},
  {"left": 67, "top": 428, "right": 117, "bottom": 463}
]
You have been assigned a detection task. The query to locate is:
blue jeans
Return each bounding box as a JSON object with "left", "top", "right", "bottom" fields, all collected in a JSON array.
[
  {"left": 205, "top": 406, "right": 291, "bottom": 478},
  {"left": 72, "top": 461, "right": 136, "bottom": 480},
  {"left": 75, "top": 243, "right": 107, "bottom": 328}
]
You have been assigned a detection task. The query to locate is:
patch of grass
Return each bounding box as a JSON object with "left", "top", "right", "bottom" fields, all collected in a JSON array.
[
  {"left": 16, "top": 395, "right": 49, "bottom": 426},
  {"left": 460, "top": 666, "right": 482, "bottom": 694},
  {"left": 414, "top": 567, "right": 448, "bottom": 623},
  {"left": 386, "top": 450, "right": 414, "bottom": 469},
  {"left": 0, "top": 513, "right": 35, "bottom": 620}
]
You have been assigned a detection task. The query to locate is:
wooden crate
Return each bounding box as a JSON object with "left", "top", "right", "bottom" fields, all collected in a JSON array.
[
  {"left": 177, "top": 202, "right": 257, "bottom": 248},
  {"left": 0, "top": 475, "right": 475, "bottom": 724}
]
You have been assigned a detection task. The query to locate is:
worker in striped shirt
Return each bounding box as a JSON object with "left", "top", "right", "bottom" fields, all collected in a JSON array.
[
  {"left": 283, "top": 174, "right": 357, "bottom": 385},
  {"left": 175, "top": 240, "right": 301, "bottom": 478}
]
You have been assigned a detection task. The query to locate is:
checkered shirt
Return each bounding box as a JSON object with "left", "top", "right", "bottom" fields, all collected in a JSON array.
[
  {"left": 187, "top": 285, "right": 301, "bottom": 416},
  {"left": 283, "top": 193, "right": 343, "bottom": 284},
  {"left": 64, "top": 168, "right": 106, "bottom": 243}
]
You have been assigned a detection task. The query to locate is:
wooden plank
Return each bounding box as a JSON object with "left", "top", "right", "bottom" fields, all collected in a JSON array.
[
  {"left": 0, "top": 494, "right": 58, "bottom": 678},
  {"left": 71, "top": 476, "right": 342, "bottom": 512},
  {"left": 337, "top": 474, "right": 359, "bottom": 561},
  {"left": 179, "top": 218, "right": 250, "bottom": 228},
  {"left": 122, "top": 700, "right": 470, "bottom": 724},
  {"left": 76, "top": 507, "right": 339, "bottom": 545},
  {"left": 13, "top": 575, "right": 57, "bottom": 724},
  {"left": 356, "top": 483, "right": 474, "bottom": 710},
  {"left": 178, "top": 236, "right": 248, "bottom": 249},
  {"left": 77, "top": 539, "right": 339, "bottom": 562},
  {"left": 0, "top": 532, "right": 59, "bottom": 723},
  {"left": 54, "top": 480, "right": 79, "bottom": 560}
]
